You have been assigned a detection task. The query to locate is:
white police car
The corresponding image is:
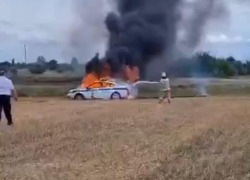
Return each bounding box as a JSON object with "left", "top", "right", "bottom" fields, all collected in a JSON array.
[{"left": 67, "top": 84, "right": 130, "bottom": 100}]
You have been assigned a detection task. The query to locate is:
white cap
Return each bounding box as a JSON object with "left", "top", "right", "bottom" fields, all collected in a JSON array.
[{"left": 161, "top": 72, "right": 166, "bottom": 77}]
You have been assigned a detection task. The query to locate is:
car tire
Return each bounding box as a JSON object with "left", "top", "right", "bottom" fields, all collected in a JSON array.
[
  {"left": 74, "top": 94, "right": 84, "bottom": 100},
  {"left": 111, "top": 92, "right": 121, "bottom": 100}
]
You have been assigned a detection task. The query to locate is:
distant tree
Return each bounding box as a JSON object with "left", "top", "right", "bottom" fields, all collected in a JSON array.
[
  {"left": 15, "top": 62, "right": 29, "bottom": 69},
  {"left": 95, "top": 52, "right": 99, "bottom": 59},
  {"left": 185, "top": 52, "right": 241, "bottom": 78},
  {"left": 37, "top": 56, "right": 46, "bottom": 65},
  {"left": 29, "top": 64, "right": 46, "bottom": 74},
  {"left": 47, "top": 60, "right": 58, "bottom": 71},
  {"left": 71, "top": 57, "right": 79, "bottom": 69},
  {"left": 245, "top": 61, "right": 250, "bottom": 74},
  {"left": 217, "top": 60, "right": 236, "bottom": 77},
  {"left": 234, "top": 61, "right": 246, "bottom": 75},
  {"left": 226, "top": 56, "right": 236, "bottom": 63},
  {"left": 11, "top": 59, "right": 15, "bottom": 66},
  {"left": 195, "top": 52, "right": 217, "bottom": 76},
  {"left": 0, "top": 61, "right": 11, "bottom": 67}
]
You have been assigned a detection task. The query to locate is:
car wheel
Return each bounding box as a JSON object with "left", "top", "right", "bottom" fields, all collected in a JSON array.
[
  {"left": 74, "top": 94, "right": 84, "bottom": 100},
  {"left": 111, "top": 92, "right": 121, "bottom": 100}
]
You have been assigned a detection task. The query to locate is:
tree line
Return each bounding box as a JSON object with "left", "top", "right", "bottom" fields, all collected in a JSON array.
[
  {"left": 0, "top": 56, "right": 80, "bottom": 75},
  {"left": 172, "top": 52, "right": 250, "bottom": 78},
  {"left": 1, "top": 52, "right": 250, "bottom": 77}
]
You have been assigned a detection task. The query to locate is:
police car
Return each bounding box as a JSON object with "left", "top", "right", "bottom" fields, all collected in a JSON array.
[{"left": 67, "top": 81, "right": 130, "bottom": 100}]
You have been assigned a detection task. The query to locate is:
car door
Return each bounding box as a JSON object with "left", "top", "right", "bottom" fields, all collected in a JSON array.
[
  {"left": 81, "top": 88, "right": 93, "bottom": 99},
  {"left": 93, "top": 87, "right": 112, "bottom": 99}
]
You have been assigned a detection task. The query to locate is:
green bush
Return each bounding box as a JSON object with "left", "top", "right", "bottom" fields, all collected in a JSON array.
[
  {"left": 47, "top": 60, "right": 58, "bottom": 71},
  {"left": 29, "top": 64, "right": 46, "bottom": 74}
]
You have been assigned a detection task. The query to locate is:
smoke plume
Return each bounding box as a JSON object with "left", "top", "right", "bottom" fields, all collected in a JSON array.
[
  {"left": 71, "top": 0, "right": 227, "bottom": 80},
  {"left": 104, "top": 0, "right": 227, "bottom": 79},
  {"left": 179, "top": 0, "right": 227, "bottom": 54},
  {"left": 105, "top": 0, "right": 181, "bottom": 77}
]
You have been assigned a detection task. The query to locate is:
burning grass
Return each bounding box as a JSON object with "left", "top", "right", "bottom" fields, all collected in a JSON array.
[{"left": 1, "top": 97, "right": 250, "bottom": 179}]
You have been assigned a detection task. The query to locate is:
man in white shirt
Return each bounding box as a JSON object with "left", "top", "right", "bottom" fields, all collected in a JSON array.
[
  {"left": 0, "top": 68, "right": 18, "bottom": 125},
  {"left": 159, "top": 72, "right": 171, "bottom": 104}
]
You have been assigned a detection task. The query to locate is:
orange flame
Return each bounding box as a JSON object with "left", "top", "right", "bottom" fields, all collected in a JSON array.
[
  {"left": 82, "top": 64, "right": 140, "bottom": 88},
  {"left": 123, "top": 66, "right": 139, "bottom": 83}
]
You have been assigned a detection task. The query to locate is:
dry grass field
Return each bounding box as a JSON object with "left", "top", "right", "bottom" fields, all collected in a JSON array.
[{"left": 1, "top": 97, "right": 250, "bottom": 180}]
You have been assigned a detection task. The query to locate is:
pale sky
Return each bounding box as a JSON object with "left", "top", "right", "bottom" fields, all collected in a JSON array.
[{"left": 0, "top": 0, "right": 249, "bottom": 63}]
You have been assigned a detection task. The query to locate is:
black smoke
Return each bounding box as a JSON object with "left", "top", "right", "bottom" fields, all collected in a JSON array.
[
  {"left": 104, "top": 0, "right": 181, "bottom": 78},
  {"left": 85, "top": 0, "right": 227, "bottom": 79},
  {"left": 85, "top": 53, "right": 104, "bottom": 78}
]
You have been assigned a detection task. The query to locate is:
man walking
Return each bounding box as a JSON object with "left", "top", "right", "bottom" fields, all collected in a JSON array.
[
  {"left": 159, "top": 72, "right": 171, "bottom": 104},
  {"left": 0, "top": 68, "right": 17, "bottom": 125}
]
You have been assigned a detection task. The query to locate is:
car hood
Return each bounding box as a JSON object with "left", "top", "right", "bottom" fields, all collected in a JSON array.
[{"left": 68, "top": 88, "right": 86, "bottom": 93}]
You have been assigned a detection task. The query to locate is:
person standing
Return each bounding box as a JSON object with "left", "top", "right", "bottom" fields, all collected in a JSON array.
[
  {"left": 159, "top": 72, "right": 171, "bottom": 104},
  {"left": 0, "top": 68, "right": 18, "bottom": 125}
]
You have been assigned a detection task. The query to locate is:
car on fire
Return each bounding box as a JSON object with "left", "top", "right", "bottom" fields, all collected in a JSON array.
[{"left": 67, "top": 80, "right": 130, "bottom": 100}]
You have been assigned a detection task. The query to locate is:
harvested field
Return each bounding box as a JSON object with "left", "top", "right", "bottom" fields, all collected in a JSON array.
[{"left": 1, "top": 97, "right": 250, "bottom": 179}]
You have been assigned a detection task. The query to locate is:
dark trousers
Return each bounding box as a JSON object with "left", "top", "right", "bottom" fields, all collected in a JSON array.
[{"left": 0, "top": 95, "right": 12, "bottom": 123}]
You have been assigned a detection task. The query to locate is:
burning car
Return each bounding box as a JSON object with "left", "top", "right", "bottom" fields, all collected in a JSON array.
[
  {"left": 67, "top": 79, "right": 130, "bottom": 100},
  {"left": 67, "top": 51, "right": 140, "bottom": 100}
]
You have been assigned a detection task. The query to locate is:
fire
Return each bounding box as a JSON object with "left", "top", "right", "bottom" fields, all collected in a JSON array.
[
  {"left": 81, "top": 63, "right": 140, "bottom": 88},
  {"left": 123, "top": 66, "right": 139, "bottom": 83}
]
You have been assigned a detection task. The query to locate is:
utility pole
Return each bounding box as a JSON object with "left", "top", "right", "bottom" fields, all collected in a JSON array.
[{"left": 24, "top": 44, "right": 27, "bottom": 64}]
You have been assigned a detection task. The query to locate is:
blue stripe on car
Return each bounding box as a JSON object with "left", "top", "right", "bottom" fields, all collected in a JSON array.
[{"left": 78, "top": 88, "right": 128, "bottom": 93}]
